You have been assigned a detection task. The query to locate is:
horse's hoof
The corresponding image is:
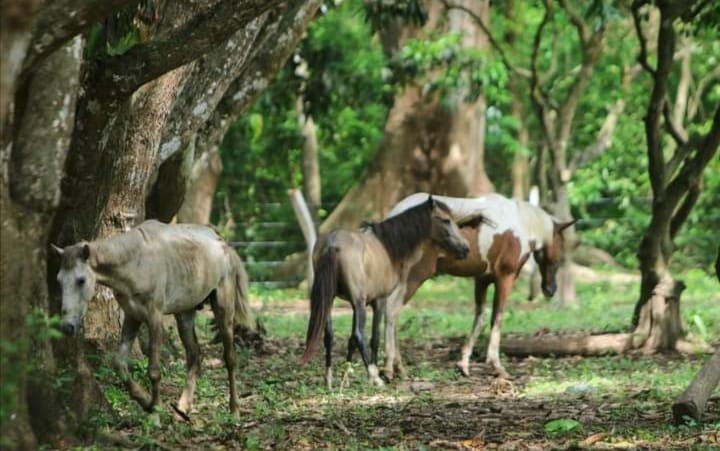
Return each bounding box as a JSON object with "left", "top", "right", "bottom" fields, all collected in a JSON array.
[
  {"left": 171, "top": 404, "right": 192, "bottom": 422},
  {"left": 455, "top": 361, "right": 471, "bottom": 377},
  {"left": 371, "top": 377, "right": 385, "bottom": 387}
]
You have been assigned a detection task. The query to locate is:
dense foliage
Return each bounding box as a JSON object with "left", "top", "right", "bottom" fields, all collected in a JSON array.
[{"left": 216, "top": 0, "right": 719, "bottom": 279}]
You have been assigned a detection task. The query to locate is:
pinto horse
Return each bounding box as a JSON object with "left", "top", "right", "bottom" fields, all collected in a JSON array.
[
  {"left": 53, "top": 220, "right": 255, "bottom": 417},
  {"left": 300, "top": 196, "right": 478, "bottom": 387},
  {"left": 381, "top": 192, "right": 575, "bottom": 380}
]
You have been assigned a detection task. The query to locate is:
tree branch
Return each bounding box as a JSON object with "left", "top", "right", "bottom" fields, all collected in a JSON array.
[
  {"left": 688, "top": 64, "right": 720, "bottom": 120},
  {"left": 440, "top": 0, "right": 530, "bottom": 78},
  {"left": 20, "top": 0, "right": 139, "bottom": 78},
  {"left": 663, "top": 104, "right": 720, "bottom": 222},
  {"left": 663, "top": 100, "right": 688, "bottom": 147},
  {"left": 91, "top": 0, "right": 288, "bottom": 99},
  {"left": 641, "top": 3, "right": 676, "bottom": 195},
  {"left": 568, "top": 98, "right": 625, "bottom": 174},
  {"left": 670, "top": 183, "right": 700, "bottom": 240},
  {"left": 196, "top": 0, "right": 323, "bottom": 156},
  {"left": 557, "top": 0, "right": 590, "bottom": 44},
  {"left": 632, "top": 0, "right": 655, "bottom": 76},
  {"left": 530, "top": 0, "right": 554, "bottom": 113}
]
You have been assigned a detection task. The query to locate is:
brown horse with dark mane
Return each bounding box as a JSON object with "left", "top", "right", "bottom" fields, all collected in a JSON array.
[{"left": 300, "top": 196, "right": 477, "bottom": 387}]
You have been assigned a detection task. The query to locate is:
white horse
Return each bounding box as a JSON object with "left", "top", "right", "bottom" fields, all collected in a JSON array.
[
  {"left": 381, "top": 193, "right": 575, "bottom": 379},
  {"left": 54, "top": 220, "right": 255, "bottom": 417}
]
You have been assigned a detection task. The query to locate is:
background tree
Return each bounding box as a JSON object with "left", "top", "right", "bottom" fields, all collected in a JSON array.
[
  {"left": 630, "top": 0, "right": 720, "bottom": 352},
  {"left": 320, "top": 0, "right": 495, "bottom": 231}
]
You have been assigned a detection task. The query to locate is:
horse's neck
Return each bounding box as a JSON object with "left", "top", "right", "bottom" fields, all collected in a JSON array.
[
  {"left": 517, "top": 202, "right": 553, "bottom": 249},
  {"left": 89, "top": 232, "right": 143, "bottom": 295}
]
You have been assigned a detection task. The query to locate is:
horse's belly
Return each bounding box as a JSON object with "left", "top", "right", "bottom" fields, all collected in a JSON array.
[{"left": 438, "top": 257, "right": 488, "bottom": 277}]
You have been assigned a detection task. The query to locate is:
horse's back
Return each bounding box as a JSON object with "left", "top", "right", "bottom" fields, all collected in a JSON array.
[
  {"left": 132, "top": 221, "right": 232, "bottom": 312},
  {"left": 389, "top": 193, "right": 532, "bottom": 264},
  {"left": 315, "top": 228, "right": 398, "bottom": 301}
]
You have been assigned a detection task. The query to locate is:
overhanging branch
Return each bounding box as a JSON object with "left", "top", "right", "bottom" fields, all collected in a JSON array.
[
  {"left": 92, "top": 0, "right": 288, "bottom": 99},
  {"left": 20, "top": 0, "right": 139, "bottom": 77}
]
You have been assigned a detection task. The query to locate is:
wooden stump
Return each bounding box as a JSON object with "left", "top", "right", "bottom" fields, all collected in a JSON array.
[{"left": 672, "top": 348, "right": 720, "bottom": 424}]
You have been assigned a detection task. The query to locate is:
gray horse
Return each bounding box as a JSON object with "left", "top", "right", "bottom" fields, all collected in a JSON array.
[{"left": 53, "top": 220, "right": 254, "bottom": 417}]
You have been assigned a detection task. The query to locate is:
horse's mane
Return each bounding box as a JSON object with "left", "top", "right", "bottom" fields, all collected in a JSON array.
[
  {"left": 363, "top": 198, "right": 450, "bottom": 262},
  {"left": 92, "top": 223, "right": 154, "bottom": 268}
]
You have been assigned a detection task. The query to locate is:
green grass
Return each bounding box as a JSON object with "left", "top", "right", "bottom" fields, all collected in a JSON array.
[
  {"left": 78, "top": 268, "right": 719, "bottom": 449},
  {"left": 255, "top": 267, "right": 720, "bottom": 345}
]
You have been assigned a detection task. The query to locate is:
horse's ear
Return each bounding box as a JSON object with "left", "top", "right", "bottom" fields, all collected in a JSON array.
[
  {"left": 50, "top": 244, "right": 64, "bottom": 256},
  {"left": 555, "top": 219, "right": 578, "bottom": 233},
  {"left": 427, "top": 194, "right": 435, "bottom": 207},
  {"left": 81, "top": 243, "right": 91, "bottom": 261}
]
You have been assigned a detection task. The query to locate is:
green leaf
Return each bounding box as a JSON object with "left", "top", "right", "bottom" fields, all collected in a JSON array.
[{"left": 544, "top": 418, "right": 583, "bottom": 435}]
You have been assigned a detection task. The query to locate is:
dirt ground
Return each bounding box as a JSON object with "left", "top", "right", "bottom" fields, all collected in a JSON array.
[{"left": 93, "top": 298, "right": 719, "bottom": 450}]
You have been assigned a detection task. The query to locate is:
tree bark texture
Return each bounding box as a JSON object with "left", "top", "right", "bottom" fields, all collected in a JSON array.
[
  {"left": 322, "top": 0, "right": 493, "bottom": 232},
  {"left": 1, "top": 0, "right": 322, "bottom": 446},
  {"left": 1, "top": 35, "right": 83, "bottom": 449}
]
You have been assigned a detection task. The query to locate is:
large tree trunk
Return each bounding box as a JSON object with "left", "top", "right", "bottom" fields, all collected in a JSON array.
[
  {"left": 322, "top": 0, "right": 492, "bottom": 231},
  {"left": 177, "top": 149, "right": 223, "bottom": 224},
  {"left": 1, "top": 35, "right": 83, "bottom": 448}
]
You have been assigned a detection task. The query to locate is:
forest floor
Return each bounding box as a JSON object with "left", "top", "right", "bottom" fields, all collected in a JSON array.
[{"left": 82, "top": 269, "right": 719, "bottom": 450}]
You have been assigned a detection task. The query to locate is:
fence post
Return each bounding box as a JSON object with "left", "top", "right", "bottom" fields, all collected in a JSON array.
[{"left": 288, "top": 189, "right": 317, "bottom": 293}]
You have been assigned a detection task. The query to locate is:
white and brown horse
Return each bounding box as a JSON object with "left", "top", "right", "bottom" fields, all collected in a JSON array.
[
  {"left": 300, "top": 196, "right": 479, "bottom": 387},
  {"left": 53, "top": 220, "right": 255, "bottom": 417},
  {"left": 381, "top": 192, "right": 575, "bottom": 380}
]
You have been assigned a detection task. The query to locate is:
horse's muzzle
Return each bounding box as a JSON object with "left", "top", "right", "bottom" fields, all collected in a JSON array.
[
  {"left": 456, "top": 245, "right": 470, "bottom": 260},
  {"left": 542, "top": 281, "right": 557, "bottom": 297},
  {"left": 60, "top": 322, "right": 78, "bottom": 336}
]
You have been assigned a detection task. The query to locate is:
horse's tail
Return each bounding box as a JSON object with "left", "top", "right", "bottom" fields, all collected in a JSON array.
[
  {"left": 226, "top": 247, "right": 264, "bottom": 346},
  {"left": 300, "top": 247, "right": 339, "bottom": 364}
]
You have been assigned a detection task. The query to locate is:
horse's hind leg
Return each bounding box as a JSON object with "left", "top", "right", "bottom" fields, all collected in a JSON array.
[
  {"left": 210, "top": 290, "right": 239, "bottom": 415},
  {"left": 352, "top": 302, "right": 383, "bottom": 386},
  {"left": 457, "top": 277, "right": 490, "bottom": 377},
  {"left": 114, "top": 316, "right": 152, "bottom": 408},
  {"left": 175, "top": 310, "right": 201, "bottom": 416},
  {"left": 370, "top": 298, "right": 384, "bottom": 365},
  {"left": 324, "top": 316, "right": 334, "bottom": 389},
  {"left": 147, "top": 312, "right": 164, "bottom": 411}
]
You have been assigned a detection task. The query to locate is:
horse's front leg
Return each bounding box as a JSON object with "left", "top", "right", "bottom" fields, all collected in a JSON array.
[
  {"left": 486, "top": 276, "right": 512, "bottom": 379},
  {"left": 175, "top": 311, "right": 201, "bottom": 417},
  {"left": 146, "top": 312, "right": 164, "bottom": 411},
  {"left": 383, "top": 287, "right": 405, "bottom": 382},
  {"left": 456, "top": 277, "right": 490, "bottom": 377},
  {"left": 351, "top": 301, "right": 383, "bottom": 386},
  {"left": 114, "top": 316, "right": 153, "bottom": 408}
]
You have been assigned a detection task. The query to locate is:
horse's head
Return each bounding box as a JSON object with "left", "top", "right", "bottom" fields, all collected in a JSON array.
[
  {"left": 533, "top": 219, "right": 576, "bottom": 297},
  {"left": 428, "top": 196, "right": 470, "bottom": 260},
  {"left": 52, "top": 242, "right": 96, "bottom": 336}
]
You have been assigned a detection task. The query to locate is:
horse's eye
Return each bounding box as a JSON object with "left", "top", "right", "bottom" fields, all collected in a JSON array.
[
  {"left": 441, "top": 218, "right": 451, "bottom": 225},
  {"left": 77, "top": 277, "right": 86, "bottom": 287}
]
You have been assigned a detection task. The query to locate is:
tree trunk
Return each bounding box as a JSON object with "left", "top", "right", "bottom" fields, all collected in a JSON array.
[
  {"left": 1, "top": 34, "right": 83, "bottom": 449},
  {"left": 299, "top": 104, "right": 321, "bottom": 225},
  {"left": 177, "top": 148, "right": 223, "bottom": 224},
  {"left": 322, "top": 0, "right": 493, "bottom": 231}
]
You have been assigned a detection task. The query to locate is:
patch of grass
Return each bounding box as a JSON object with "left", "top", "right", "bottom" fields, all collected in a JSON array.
[{"left": 80, "top": 268, "right": 719, "bottom": 450}]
